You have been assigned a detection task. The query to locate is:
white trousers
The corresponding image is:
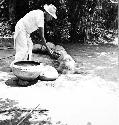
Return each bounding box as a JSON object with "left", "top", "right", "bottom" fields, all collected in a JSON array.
[{"left": 10, "top": 20, "right": 33, "bottom": 67}]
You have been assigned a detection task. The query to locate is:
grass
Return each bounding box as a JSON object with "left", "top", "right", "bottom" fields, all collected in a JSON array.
[{"left": 0, "top": 37, "right": 14, "bottom": 48}]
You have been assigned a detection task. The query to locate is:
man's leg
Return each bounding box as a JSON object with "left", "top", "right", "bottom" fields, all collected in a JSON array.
[
  {"left": 27, "top": 35, "right": 33, "bottom": 61},
  {"left": 10, "top": 30, "right": 28, "bottom": 68},
  {"left": 15, "top": 31, "right": 29, "bottom": 61}
]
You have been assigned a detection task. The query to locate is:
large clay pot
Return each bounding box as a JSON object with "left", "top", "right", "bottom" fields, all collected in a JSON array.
[{"left": 12, "top": 61, "right": 41, "bottom": 81}]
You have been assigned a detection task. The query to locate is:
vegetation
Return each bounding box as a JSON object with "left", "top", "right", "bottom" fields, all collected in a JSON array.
[{"left": 0, "top": 0, "right": 118, "bottom": 44}]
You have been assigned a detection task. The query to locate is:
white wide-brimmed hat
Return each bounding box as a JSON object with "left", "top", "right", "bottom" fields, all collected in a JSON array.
[{"left": 44, "top": 4, "right": 57, "bottom": 19}]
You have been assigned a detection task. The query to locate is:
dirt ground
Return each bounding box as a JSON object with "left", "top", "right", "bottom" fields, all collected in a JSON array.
[{"left": 0, "top": 41, "right": 119, "bottom": 125}]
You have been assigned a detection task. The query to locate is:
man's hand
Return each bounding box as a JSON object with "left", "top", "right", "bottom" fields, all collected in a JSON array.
[
  {"left": 37, "top": 27, "right": 60, "bottom": 59},
  {"left": 37, "top": 27, "right": 52, "bottom": 54}
]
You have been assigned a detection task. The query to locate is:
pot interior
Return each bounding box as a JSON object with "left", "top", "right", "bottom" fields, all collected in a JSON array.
[{"left": 14, "top": 61, "right": 41, "bottom": 67}]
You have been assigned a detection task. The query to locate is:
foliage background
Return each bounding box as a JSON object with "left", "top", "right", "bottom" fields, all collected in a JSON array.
[{"left": 0, "top": 0, "right": 118, "bottom": 44}]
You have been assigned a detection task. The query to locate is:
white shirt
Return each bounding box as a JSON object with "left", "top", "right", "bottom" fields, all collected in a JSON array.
[{"left": 21, "top": 9, "right": 44, "bottom": 34}]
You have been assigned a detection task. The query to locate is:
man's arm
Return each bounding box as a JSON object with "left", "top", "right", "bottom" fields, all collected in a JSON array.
[{"left": 37, "top": 27, "right": 53, "bottom": 55}]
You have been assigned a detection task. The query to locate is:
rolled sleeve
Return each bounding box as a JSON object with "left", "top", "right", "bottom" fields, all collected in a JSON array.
[{"left": 36, "top": 11, "right": 44, "bottom": 28}]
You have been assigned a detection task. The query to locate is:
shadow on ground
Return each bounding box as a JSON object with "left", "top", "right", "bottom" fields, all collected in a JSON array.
[{"left": 5, "top": 77, "right": 38, "bottom": 87}]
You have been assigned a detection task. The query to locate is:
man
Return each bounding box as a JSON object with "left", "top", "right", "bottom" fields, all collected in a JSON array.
[{"left": 10, "top": 4, "right": 57, "bottom": 67}]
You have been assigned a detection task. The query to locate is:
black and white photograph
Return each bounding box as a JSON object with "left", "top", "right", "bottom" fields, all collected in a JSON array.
[{"left": 0, "top": 0, "right": 118, "bottom": 125}]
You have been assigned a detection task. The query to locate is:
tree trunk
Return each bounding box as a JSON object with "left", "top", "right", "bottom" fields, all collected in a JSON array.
[
  {"left": 9, "top": 0, "right": 16, "bottom": 32},
  {"left": 69, "top": 1, "right": 81, "bottom": 42},
  {"left": 9, "top": 0, "right": 16, "bottom": 23}
]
